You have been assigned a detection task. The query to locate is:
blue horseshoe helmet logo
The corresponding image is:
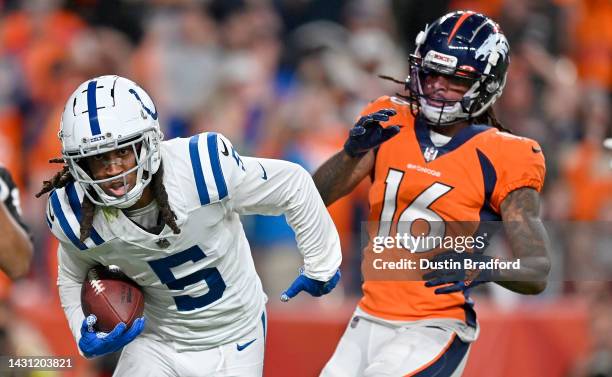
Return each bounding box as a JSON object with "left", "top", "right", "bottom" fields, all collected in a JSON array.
[{"left": 129, "top": 88, "right": 158, "bottom": 120}]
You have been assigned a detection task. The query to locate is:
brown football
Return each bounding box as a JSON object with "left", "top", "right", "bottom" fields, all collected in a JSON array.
[{"left": 81, "top": 265, "right": 144, "bottom": 333}]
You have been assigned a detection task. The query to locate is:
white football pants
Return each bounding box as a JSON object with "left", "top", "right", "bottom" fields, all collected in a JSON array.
[
  {"left": 320, "top": 310, "right": 472, "bottom": 377},
  {"left": 112, "top": 311, "right": 267, "bottom": 377}
]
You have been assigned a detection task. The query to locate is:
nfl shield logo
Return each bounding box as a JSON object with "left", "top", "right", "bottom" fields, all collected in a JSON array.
[
  {"left": 424, "top": 146, "right": 439, "bottom": 162},
  {"left": 156, "top": 238, "right": 171, "bottom": 249}
]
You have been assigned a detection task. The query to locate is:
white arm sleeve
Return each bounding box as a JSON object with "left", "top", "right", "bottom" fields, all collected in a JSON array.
[
  {"left": 229, "top": 155, "right": 342, "bottom": 281},
  {"left": 57, "top": 243, "right": 96, "bottom": 353}
]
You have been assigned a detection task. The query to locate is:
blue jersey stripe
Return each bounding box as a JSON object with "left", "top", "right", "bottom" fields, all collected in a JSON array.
[
  {"left": 206, "top": 133, "right": 228, "bottom": 200},
  {"left": 189, "top": 135, "right": 211, "bottom": 205},
  {"left": 476, "top": 149, "right": 501, "bottom": 221},
  {"left": 87, "top": 80, "right": 101, "bottom": 135},
  {"left": 50, "top": 191, "right": 87, "bottom": 250},
  {"left": 66, "top": 182, "right": 82, "bottom": 219},
  {"left": 88, "top": 227, "right": 105, "bottom": 245},
  {"left": 65, "top": 183, "right": 105, "bottom": 246}
]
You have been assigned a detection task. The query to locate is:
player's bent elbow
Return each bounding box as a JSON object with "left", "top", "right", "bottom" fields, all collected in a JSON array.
[
  {"left": 504, "top": 279, "right": 548, "bottom": 295},
  {"left": 288, "top": 161, "right": 310, "bottom": 177},
  {"left": 1, "top": 236, "right": 33, "bottom": 280},
  {"left": 525, "top": 280, "right": 547, "bottom": 295},
  {"left": 8, "top": 258, "right": 31, "bottom": 280},
  {"left": 289, "top": 162, "right": 319, "bottom": 187},
  {"left": 524, "top": 260, "right": 551, "bottom": 295},
  {"left": 15, "top": 238, "right": 33, "bottom": 278},
  {"left": 528, "top": 257, "right": 551, "bottom": 295}
]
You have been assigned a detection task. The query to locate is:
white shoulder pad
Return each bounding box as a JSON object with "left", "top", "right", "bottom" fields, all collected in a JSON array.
[
  {"left": 46, "top": 182, "right": 107, "bottom": 251},
  {"left": 162, "top": 132, "right": 246, "bottom": 209}
]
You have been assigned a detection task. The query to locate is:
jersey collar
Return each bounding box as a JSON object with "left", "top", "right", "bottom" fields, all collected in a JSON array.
[{"left": 414, "top": 115, "right": 491, "bottom": 161}]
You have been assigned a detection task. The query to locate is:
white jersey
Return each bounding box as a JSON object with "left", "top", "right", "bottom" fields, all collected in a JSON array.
[{"left": 47, "top": 132, "right": 342, "bottom": 352}]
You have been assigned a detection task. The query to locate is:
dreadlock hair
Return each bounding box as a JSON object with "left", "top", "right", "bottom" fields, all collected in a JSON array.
[
  {"left": 377, "top": 74, "right": 512, "bottom": 133},
  {"left": 36, "top": 158, "right": 73, "bottom": 196},
  {"left": 149, "top": 163, "right": 181, "bottom": 235},
  {"left": 36, "top": 159, "right": 181, "bottom": 242},
  {"left": 473, "top": 106, "right": 512, "bottom": 133}
]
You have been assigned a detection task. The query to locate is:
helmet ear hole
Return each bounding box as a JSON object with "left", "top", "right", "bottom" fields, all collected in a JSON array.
[
  {"left": 406, "top": 11, "right": 509, "bottom": 126},
  {"left": 60, "top": 75, "right": 163, "bottom": 208},
  {"left": 486, "top": 80, "right": 500, "bottom": 93}
]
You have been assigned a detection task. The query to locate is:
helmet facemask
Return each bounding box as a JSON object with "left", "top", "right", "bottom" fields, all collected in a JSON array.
[
  {"left": 407, "top": 53, "right": 502, "bottom": 127},
  {"left": 59, "top": 75, "right": 164, "bottom": 209},
  {"left": 63, "top": 127, "right": 162, "bottom": 209},
  {"left": 405, "top": 13, "right": 509, "bottom": 127}
]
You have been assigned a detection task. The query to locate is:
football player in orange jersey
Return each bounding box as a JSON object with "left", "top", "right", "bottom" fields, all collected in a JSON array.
[{"left": 315, "top": 10, "right": 551, "bottom": 377}]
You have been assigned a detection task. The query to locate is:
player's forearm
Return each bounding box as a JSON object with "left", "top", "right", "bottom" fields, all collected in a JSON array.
[
  {"left": 496, "top": 217, "right": 551, "bottom": 294},
  {"left": 498, "top": 188, "right": 551, "bottom": 294},
  {"left": 286, "top": 165, "right": 342, "bottom": 280},
  {"left": 313, "top": 150, "right": 367, "bottom": 206},
  {"left": 495, "top": 255, "right": 550, "bottom": 294},
  {"left": 58, "top": 270, "right": 86, "bottom": 348},
  {"left": 56, "top": 245, "right": 96, "bottom": 351},
  {"left": 496, "top": 280, "right": 546, "bottom": 295},
  {"left": 233, "top": 158, "right": 342, "bottom": 279},
  {"left": 0, "top": 202, "right": 33, "bottom": 279}
]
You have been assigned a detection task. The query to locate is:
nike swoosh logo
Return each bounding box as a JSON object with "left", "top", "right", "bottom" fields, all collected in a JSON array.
[
  {"left": 236, "top": 339, "right": 256, "bottom": 351},
  {"left": 532, "top": 146, "right": 542, "bottom": 153},
  {"left": 258, "top": 162, "right": 267, "bottom": 180},
  {"left": 220, "top": 139, "right": 229, "bottom": 156}
]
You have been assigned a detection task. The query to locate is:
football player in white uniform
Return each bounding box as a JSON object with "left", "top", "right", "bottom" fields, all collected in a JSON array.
[{"left": 37, "top": 75, "right": 342, "bottom": 377}]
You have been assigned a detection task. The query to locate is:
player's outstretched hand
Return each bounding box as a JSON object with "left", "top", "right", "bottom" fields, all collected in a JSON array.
[
  {"left": 79, "top": 314, "right": 145, "bottom": 358},
  {"left": 423, "top": 252, "right": 497, "bottom": 294},
  {"left": 280, "top": 268, "right": 341, "bottom": 302},
  {"left": 343, "top": 109, "right": 400, "bottom": 158}
]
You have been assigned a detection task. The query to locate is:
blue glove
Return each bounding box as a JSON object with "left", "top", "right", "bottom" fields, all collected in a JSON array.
[
  {"left": 79, "top": 314, "right": 146, "bottom": 358},
  {"left": 280, "top": 269, "right": 341, "bottom": 302},
  {"left": 343, "top": 109, "right": 400, "bottom": 157},
  {"left": 423, "top": 252, "right": 498, "bottom": 295}
]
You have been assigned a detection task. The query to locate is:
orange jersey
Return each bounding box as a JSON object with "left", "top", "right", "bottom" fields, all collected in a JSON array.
[{"left": 358, "top": 96, "right": 546, "bottom": 324}]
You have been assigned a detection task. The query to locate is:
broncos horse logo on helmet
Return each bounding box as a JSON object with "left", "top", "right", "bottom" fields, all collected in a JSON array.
[{"left": 406, "top": 10, "right": 510, "bottom": 126}]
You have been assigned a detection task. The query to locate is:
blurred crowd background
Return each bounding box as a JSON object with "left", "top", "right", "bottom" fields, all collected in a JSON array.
[{"left": 0, "top": 0, "right": 610, "bottom": 376}]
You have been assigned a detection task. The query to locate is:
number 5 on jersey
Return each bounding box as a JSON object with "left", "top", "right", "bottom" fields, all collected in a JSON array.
[{"left": 148, "top": 246, "right": 226, "bottom": 311}]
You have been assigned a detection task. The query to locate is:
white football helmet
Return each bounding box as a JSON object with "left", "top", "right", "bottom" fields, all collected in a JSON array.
[{"left": 59, "top": 75, "right": 163, "bottom": 208}]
